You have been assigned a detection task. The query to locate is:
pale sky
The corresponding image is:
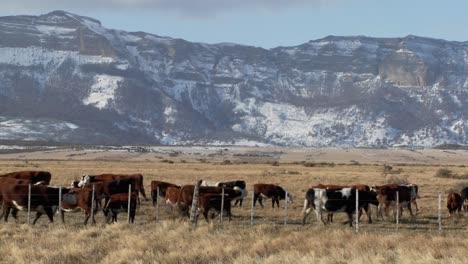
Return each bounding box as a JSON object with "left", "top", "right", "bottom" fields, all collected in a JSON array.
[{"left": 1, "top": 0, "right": 467, "bottom": 48}]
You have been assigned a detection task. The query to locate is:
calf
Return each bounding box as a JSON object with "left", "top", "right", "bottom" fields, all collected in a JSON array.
[
  {"left": 197, "top": 193, "right": 232, "bottom": 222},
  {"left": 103, "top": 193, "right": 138, "bottom": 223},
  {"left": 374, "top": 184, "right": 415, "bottom": 221},
  {"left": 151, "top": 180, "right": 180, "bottom": 206},
  {"left": 447, "top": 192, "right": 462, "bottom": 217},
  {"left": 61, "top": 188, "right": 99, "bottom": 225},
  {"left": 253, "top": 184, "right": 293, "bottom": 208},
  {"left": 302, "top": 187, "right": 378, "bottom": 226}
]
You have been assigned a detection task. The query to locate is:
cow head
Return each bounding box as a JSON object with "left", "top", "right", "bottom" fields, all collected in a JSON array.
[
  {"left": 370, "top": 185, "right": 380, "bottom": 193},
  {"left": 77, "top": 175, "right": 91, "bottom": 188}
]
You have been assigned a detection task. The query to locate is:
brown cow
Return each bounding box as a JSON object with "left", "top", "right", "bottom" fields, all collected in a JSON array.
[
  {"left": 373, "top": 184, "right": 416, "bottom": 221},
  {"left": 177, "top": 185, "right": 242, "bottom": 208},
  {"left": 61, "top": 188, "right": 99, "bottom": 225},
  {"left": 447, "top": 192, "right": 462, "bottom": 217},
  {"left": 151, "top": 181, "right": 180, "bottom": 206},
  {"left": 0, "top": 171, "right": 51, "bottom": 184},
  {"left": 253, "top": 184, "right": 293, "bottom": 208},
  {"left": 78, "top": 174, "right": 147, "bottom": 201},
  {"left": 1, "top": 184, "right": 63, "bottom": 224},
  {"left": 197, "top": 193, "right": 232, "bottom": 222},
  {"left": 102, "top": 193, "right": 138, "bottom": 223}
]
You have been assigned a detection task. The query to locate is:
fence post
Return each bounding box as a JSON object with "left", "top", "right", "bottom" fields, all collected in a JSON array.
[
  {"left": 27, "top": 183, "right": 32, "bottom": 225},
  {"left": 438, "top": 192, "right": 442, "bottom": 233},
  {"left": 190, "top": 180, "right": 202, "bottom": 226},
  {"left": 317, "top": 190, "right": 322, "bottom": 226},
  {"left": 59, "top": 186, "right": 63, "bottom": 223},
  {"left": 284, "top": 188, "right": 288, "bottom": 225},
  {"left": 220, "top": 187, "right": 225, "bottom": 223},
  {"left": 355, "top": 189, "right": 359, "bottom": 233},
  {"left": 91, "top": 185, "right": 95, "bottom": 225},
  {"left": 156, "top": 187, "right": 160, "bottom": 222},
  {"left": 127, "top": 184, "right": 132, "bottom": 224},
  {"left": 396, "top": 191, "right": 399, "bottom": 232},
  {"left": 250, "top": 185, "right": 255, "bottom": 226}
]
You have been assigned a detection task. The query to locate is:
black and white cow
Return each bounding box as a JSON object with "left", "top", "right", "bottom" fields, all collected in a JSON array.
[
  {"left": 201, "top": 180, "right": 248, "bottom": 206},
  {"left": 302, "top": 187, "right": 378, "bottom": 226}
]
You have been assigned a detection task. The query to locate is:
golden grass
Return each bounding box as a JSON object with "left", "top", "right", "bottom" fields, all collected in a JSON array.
[{"left": 0, "top": 150, "right": 467, "bottom": 263}]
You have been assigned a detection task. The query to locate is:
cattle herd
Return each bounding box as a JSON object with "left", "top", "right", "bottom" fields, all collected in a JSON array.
[{"left": 0, "top": 170, "right": 466, "bottom": 226}]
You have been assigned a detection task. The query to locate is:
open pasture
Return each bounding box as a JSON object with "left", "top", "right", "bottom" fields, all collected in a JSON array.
[{"left": 0, "top": 147, "right": 467, "bottom": 263}]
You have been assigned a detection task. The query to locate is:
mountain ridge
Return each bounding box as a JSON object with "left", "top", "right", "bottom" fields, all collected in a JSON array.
[{"left": 0, "top": 11, "right": 466, "bottom": 147}]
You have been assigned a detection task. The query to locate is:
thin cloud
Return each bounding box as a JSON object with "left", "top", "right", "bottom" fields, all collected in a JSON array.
[{"left": 2, "top": 0, "right": 327, "bottom": 17}]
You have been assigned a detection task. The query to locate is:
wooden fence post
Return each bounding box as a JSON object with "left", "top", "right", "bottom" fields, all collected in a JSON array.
[
  {"left": 190, "top": 180, "right": 202, "bottom": 226},
  {"left": 59, "top": 186, "right": 63, "bottom": 223},
  {"left": 128, "top": 184, "right": 132, "bottom": 224},
  {"left": 220, "top": 187, "right": 225, "bottom": 223},
  {"left": 27, "top": 183, "right": 31, "bottom": 225},
  {"left": 250, "top": 186, "right": 255, "bottom": 226},
  {"left": 91, "top": 185, "right": 95, "bottom": 225},
  {"left": 438, "top": 192, "right": 442, "bottom": 233},
  {"left": 355, "top": 189, "right": 359, "bottom": 233},
  {"left": 396, "top": 191, "right": 399, "bottom": 232},
  {"left": 284, "top": 188, "right": 288, "bottom": 225},
  {"left": 156, "top": 187, "right": 160, "bottom": 222}
]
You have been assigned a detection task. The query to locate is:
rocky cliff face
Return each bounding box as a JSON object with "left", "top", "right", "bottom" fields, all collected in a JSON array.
[{"left": 0, "top": 11, "right": 467, "bottom": 147}]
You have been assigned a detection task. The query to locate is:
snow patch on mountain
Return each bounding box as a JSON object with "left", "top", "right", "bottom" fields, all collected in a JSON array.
[{"left": 83, "top": 75, "right": 123, "bottom": 109}]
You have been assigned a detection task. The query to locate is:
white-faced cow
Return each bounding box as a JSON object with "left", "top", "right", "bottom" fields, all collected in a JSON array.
[
  {"left": 78, "top": 174, "right": 147, "bottom": 201},
  {"left": 253, "top": 184, "right": 293, "bottom": 208}
]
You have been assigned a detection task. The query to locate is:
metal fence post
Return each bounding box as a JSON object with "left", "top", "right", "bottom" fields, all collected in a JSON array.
[
  {"left": 250, "top": 186, "right": 255, "bottom": 226},
  {"left": 317, "top": 190, "right": 322, "bottom": 226},
  {"left": 59, "top": 186, "right": 63, "bottom": 223},
  {"left": 190, "top": 180, "right": 202, "bottom": 226},
  {"left": 27, "top": 183, "right": 31, "bottom": 225},
  {"left": 127, "top": 184, "right": 132, "bottom": 224},
  {"left": 156, "top": 186, "right": 160, "bottom": 222},
  {"left": 396, "top": 191, "right": 399, "bottom": 232},
  {"left": 220, "top": 187, "right": 225, "bottom": 223},
  {"left": 438, "top": 192, "right": 442, "bottom": 233},
  {"left": 91, "top": 185, "right": 95, "bottom": 225},
  {"left": 284, "top": 189, "right": 288, "bottom": 225},
  {"left": 355, "top": 189, "right": 359, "bottom": 233}
]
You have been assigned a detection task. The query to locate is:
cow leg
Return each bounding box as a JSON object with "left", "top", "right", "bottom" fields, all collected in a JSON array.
[
  {"left": 346, "top": 213, "right": 353, "bottom": 227},
  {"left": 44, "top": 207, "right": 54, "bottom": 224},
  {"left": 407, "top": 203, "right": 414, "bottom": 219},
  {"left": 275, "top": 197, "right": 280, "bottom": 208},
  {"left": 258, "top": 197, "right": 264, "bottom": 208},
  {"left": 3, "top": 206, "right": 11, "bottom": 222},
  {"left": 60, "top": 209, "right": 65, "bottom": 223},
  {"left": 272, "top": 197, "right": 276, "bottom": 208},
  {"left": 32, "top": 212, "right": 42, "bottom": 225},
  {"left": 83, "top": 208, "right": 93, "bottom": 225},
  {"left": 112, "top": 211, "right": 118, "bottom": 223},
  {"left": 151, "top": 190, "right": 156, "bottom": 206},
  {"left": 11, "top": 209, "right": 19, "bottom": 223}
]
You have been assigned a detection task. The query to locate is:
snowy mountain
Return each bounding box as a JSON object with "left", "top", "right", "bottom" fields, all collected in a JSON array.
[{"left": 0, "top": 11, "right": 467, "bottom": 147}]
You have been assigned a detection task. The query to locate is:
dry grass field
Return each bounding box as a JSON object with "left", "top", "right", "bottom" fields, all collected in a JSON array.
[{"left": 0, "top": 147, "right": 467, "bottom": 263}]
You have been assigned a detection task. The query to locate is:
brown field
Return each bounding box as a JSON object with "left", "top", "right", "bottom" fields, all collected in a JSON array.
[{"left": 0, "top": 147, "right": 467, "bottom": 263}]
